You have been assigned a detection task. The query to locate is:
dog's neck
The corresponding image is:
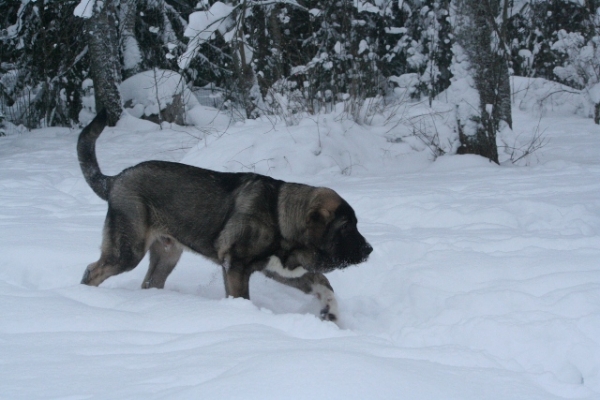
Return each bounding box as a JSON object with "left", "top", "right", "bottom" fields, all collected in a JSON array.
[{"left": 277, "top": 184, "right": 313, "bottom": 241}]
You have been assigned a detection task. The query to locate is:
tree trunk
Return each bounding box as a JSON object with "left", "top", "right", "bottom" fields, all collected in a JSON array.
[
  {"left": 86, "top": 0, "right": 123, "bottom": 125},
  {"left": 232, "top": 0, "right": 259, "bottom": 119},
  {"left": 453, "top": 0, "right": 512, "bottom": 164},
  {"left": 120, "top": 0, "right": 141, "bottom": 78}
]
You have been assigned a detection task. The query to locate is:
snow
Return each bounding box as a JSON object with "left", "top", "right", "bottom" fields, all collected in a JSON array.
[
  {"left": 120, "top": 69, "right": 199, "bottom": 118},
  {"left": 122, "top": 36, "right": 142, "bottom": 72},
  {"left": 355, "top": 0, "right": 380, "bottom": 14},
  {"left": 1, "top": 82, "right": 600, "bottom": 399},
  {"left": 385, "top": 26, "right": 408, "bottom": 34},
  {"left": 74, "top": 0, "right": 96, "bottom": 19},
  {"left": 512, "top": 76, "right": 590, "bottom": 117},
  {"left": 334, "top": 41, "right": 343, "bottom": 54},
  {"left": 446, "top": 42, "right": 480, "bottom": 137},
  {"left": 588, "top": 83, "right": 600, "bottom": 104},
  {"left": 178, "top": 2, "right": 235, "bottom": 69},
  {"left": 358, "top": 39, "right": 369, "bottom": 55}
]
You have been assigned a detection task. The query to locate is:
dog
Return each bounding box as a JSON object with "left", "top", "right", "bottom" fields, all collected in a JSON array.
[{"left": 77, "top": 109, "right": 372, "bottom": 322}]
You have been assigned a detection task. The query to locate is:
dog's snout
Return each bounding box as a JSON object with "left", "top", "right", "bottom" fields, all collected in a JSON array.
[{"left": 362, "top": 242, "right": 373, "bottom": 256}]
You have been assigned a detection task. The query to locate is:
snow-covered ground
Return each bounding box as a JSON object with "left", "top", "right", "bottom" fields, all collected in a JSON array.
[{"left": 1, "top": 94, "right": 599, "bottom": 399}]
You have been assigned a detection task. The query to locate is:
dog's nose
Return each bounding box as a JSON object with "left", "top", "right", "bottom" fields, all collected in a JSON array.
[{"left": 362, "top": 243, "right": 373, "bottom": 256}]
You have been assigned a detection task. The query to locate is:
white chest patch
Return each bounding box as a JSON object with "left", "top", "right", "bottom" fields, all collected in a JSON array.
[{"left": 264, "top": 255, "right": 308, "bottom": 278}]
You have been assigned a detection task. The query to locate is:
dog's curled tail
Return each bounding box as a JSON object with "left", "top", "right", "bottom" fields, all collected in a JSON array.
[{"left": 77, "top": 109, "right": 114, "bottom": 201}]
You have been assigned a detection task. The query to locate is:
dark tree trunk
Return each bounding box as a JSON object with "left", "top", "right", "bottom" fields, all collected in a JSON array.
[
  {"left": 453, "top": 0, "right": 512, "bottom": 164},
  {"left": 253, "top": 5, "right": 284, "bottom": 99},
  {"left": 86, "top": 0, "right": 122, "bottom": 126},
  {"left": 120, "top": 0, "right": 140, "bottom": 78},
  {"left": 231, "top": 39, "right": 258, "bottom": 119},
  {"left": 232, "top": 0, "right": 259, "bottom": 119}
]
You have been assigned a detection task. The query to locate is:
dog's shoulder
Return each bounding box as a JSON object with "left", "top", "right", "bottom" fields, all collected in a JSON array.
[{"left": 225, "top": 173, "right": 285, "bottom": 218}]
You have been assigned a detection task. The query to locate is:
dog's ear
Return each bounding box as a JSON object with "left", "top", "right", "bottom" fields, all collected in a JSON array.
[
  {"left": 307, "top": 207, "right": 332, "bottom": 225},
  {"left": 306, "top": 207, "right": 332, "bottom": 240},
  {"left": 306, "top": 188, "right": 340, "bottom": 240}
]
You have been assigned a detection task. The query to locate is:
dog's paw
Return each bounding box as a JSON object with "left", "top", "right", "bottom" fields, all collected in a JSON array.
[
  {"left": 80, "top": 268, "right": 91, "bottom": 285},
  {"left": 320, "top": 305, "right": 338, "bottom": 323}
]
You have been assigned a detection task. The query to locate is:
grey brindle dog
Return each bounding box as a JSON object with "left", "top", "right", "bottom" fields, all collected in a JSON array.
[{"left": 78, "top": 110, "right": 372, "bottom": 322}]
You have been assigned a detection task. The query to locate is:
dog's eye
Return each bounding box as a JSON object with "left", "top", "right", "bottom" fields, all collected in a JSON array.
[{"left": 339, "top": 222, "right": 350, "bottom": 234}]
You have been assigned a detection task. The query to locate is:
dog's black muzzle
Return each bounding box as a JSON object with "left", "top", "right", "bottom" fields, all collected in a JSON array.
[
  {"left": 361, "top": 242, "right": 373, "bottom": 261},
  {"left": 335, "top": 241, "right": 373, "bottom": 269}
]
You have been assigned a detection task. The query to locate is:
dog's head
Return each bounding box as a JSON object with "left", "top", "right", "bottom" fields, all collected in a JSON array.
[{"left": 303, "top": 188, "right": 373, "bottom": 272}]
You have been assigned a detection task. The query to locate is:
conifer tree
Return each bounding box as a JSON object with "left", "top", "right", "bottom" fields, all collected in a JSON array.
[{"left": 0, "top": 0, "right": 87, "bottom": 127}]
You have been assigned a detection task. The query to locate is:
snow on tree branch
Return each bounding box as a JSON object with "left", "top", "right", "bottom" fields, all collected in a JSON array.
[{"left": 74, "top": 0, "right": 97, "bottom": 19}]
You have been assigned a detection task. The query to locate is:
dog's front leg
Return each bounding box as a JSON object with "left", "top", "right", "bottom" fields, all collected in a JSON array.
[
  {"left": 222, "top": 258, "right": 251, "bottom": 299},
  {"left": 310, "top": 276, "right": 339, "bottom": 323},
  {"left": 262, "top": 256, "right": 339, "bottom": 323}
]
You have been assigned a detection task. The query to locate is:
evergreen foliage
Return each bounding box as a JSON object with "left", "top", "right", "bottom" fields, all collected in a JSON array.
[
  {"left": 0, "top": 0, "right": 87, "bottom": 128},
  {"left": 507, "top": 0, "right": 595, "bottom": 81},
  {"left": 1, "top": 0, "right": 600, "bottom": 129}
]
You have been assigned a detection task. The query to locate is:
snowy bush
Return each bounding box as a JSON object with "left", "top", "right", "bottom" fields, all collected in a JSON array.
[
  {"left": 551, "top": 30, "right": 600, "bottom": 90},
  {"left": 121, "top": 69, "right": 199, "bottom": 125}
]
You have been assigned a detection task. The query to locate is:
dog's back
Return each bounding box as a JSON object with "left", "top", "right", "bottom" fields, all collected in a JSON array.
[{"left": 111, "top": 161, "right": 283, "bottom": 259}]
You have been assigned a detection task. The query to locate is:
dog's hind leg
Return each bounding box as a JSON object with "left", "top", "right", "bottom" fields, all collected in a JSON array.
[
  {"left": 81, "top": 208, "right": 147, "bottom": 286},
  {"left": 81, "top": 247, "right": 146, "bottom": 287},
  {"left": 142, "top": 237, "right": 183, "bottom": 289},
  {"left": 261, "top": 258, "right": 339, "bottom": 323}
]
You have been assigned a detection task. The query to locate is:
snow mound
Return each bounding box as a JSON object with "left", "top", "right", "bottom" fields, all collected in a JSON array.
[
  {"left": 427, "top": 153, "right": 498, "bottom": 171},
  {"left": 182, "top": 103, "right": 464, "bottom": 178},
  {"left": 116, "top": 112, "right": 161, "bottom": 132},
  {"left": 181, "top": 114, "right": 432, "bottom": 179},
  {"left": 120, "top": 69, "right": 199, "bottom": 121},
  {"left": 512, "top": 76, "right": 590, "bottom": 117}
]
